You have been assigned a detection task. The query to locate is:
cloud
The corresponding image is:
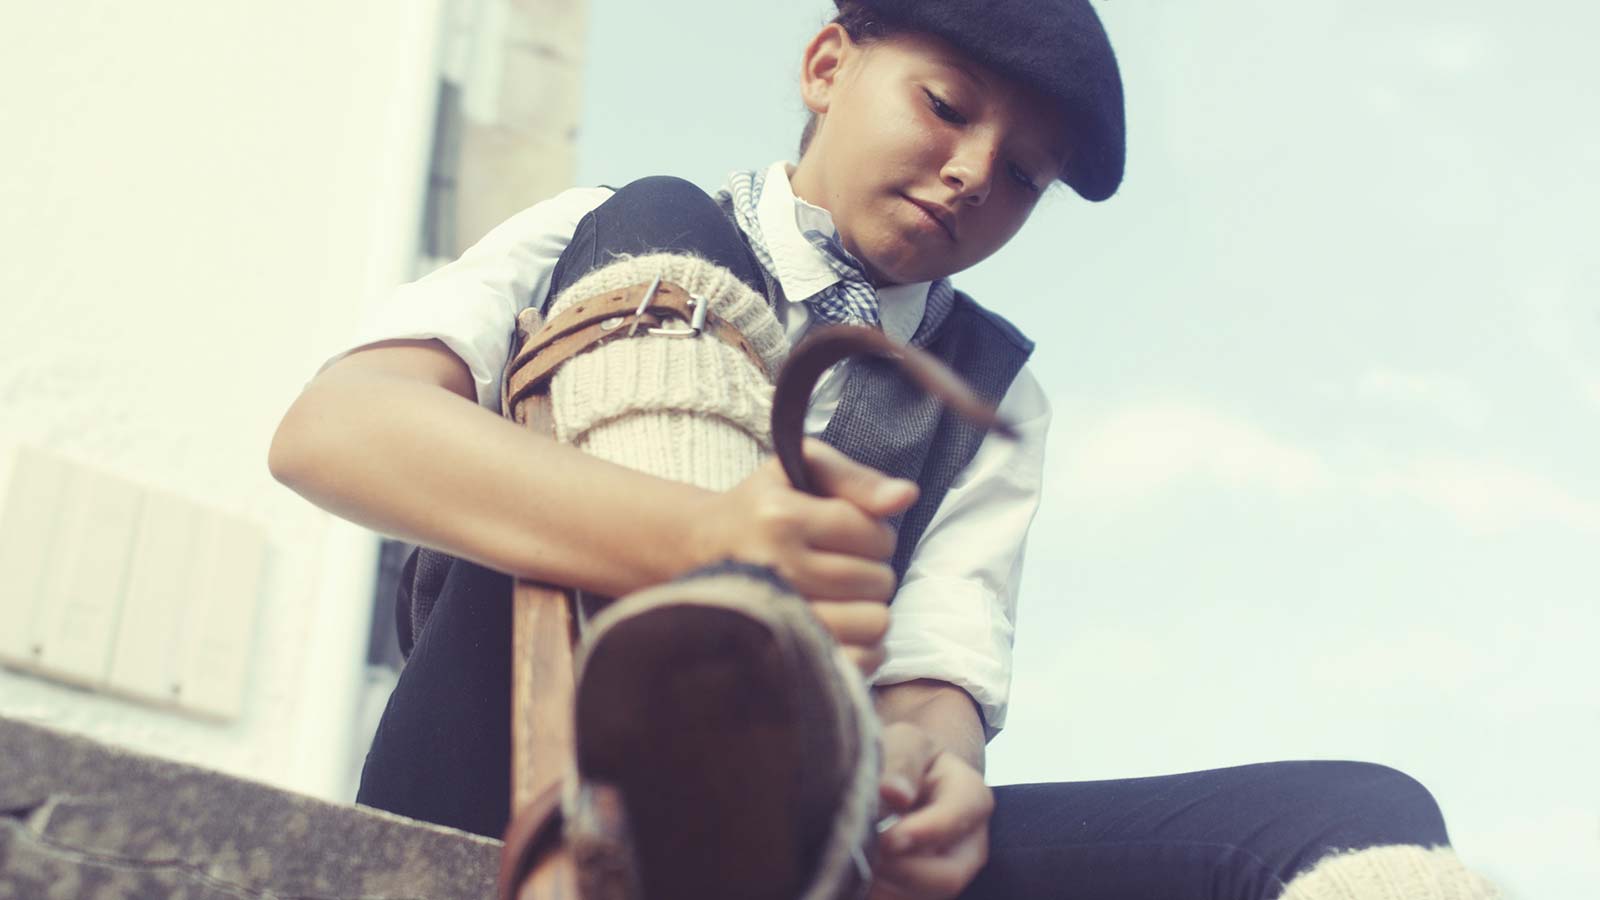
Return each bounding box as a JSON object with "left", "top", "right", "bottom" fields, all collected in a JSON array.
[
  {"left": 1518, "top": 272, "right": 1600, "bottom": 416},
  {"left": 1364, "top": 456, "right": 1600, "bottom": 535},
  {"left": 1053, "top": 402, "right": 1333, "bottom": 508},
  {"left": 1305, "top": 629, "right": 1494, "bottom": 700},
  {"left": 1417, "top": 26, "right": 1493, "bottom": 74},
  {"left": 1358, "top": 368, "right": 1488, "bottom": 430},
  {"left": 1051, "top": 399, "right": 1599, "bottom": 537}
]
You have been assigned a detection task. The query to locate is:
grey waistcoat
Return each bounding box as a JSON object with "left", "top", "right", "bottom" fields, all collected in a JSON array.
[
  {"left": 395, "top": 195, "right": 1034, "bottom": 657},
  {"left": 818, "top": 297, "right": 1034, "bottom": 576},
  {"left": 708, "top": 191, "right": 1036, "bottom": 581}
]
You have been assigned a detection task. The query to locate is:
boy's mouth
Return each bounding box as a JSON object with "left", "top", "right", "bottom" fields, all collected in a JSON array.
[{"left": 903, "top": 196, "right": 957, "bottom": 241}]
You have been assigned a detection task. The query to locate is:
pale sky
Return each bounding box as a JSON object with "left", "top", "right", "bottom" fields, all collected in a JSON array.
[{"left": 572, "top": 2, "right": 1599, "bottom": 897}]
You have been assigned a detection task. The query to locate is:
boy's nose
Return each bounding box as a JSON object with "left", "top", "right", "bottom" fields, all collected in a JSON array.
[{"left": 941, "top": 150, "right": 996, "bottom": 206}]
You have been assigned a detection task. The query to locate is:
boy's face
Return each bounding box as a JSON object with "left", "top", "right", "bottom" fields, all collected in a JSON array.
[{"left": 790, "top": 25, "right": 1070, "bottom": 287}]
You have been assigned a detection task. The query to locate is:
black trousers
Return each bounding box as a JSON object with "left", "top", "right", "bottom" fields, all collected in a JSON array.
[{"left": 356, "top": 177, "right": 1453, "bottom": 898}]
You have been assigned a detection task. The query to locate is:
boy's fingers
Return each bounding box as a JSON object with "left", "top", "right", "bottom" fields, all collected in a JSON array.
[
  {"left": 891, "top": 801, "right": 987, "bottom": 853},
  {"left": 808, "top": 600, "right": 890, "bottom": 647},
  {"left": 801, "top": 497, "right": 897, "bottom": 560},
  {"left": 888, "top": 757, "right": 994, "bottom": 852},
  {"left": 794, "top": 551, "right": 897, "bottom": 603},
  {"left": 872, "top": 828, "right": 989, "bottom": 898},
  {"left": 877, "top": 723, "right": 939, "bottom": 811},
  {"left": 844, "top": 643, "right": 887, "bottom": 678},
  {"left": 801, "top": 438, "right": 919, "bottom": 515}
]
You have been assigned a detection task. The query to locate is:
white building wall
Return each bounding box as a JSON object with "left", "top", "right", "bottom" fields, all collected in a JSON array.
[{"left": 0, "top": 0, "right": 445, "bottom": 801}]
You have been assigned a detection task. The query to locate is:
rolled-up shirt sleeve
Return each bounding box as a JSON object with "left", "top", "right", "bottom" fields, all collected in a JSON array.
[
  {"left": 870, "top": 365, "right": 1051, "bottom": 742},
  {"left": 314, "top": 186, "right": 614, "bottom": 412}
]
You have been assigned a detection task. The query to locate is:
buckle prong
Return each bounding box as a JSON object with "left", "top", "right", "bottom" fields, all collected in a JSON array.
[
  {"left": 626, "top": 275, "right": 663, "bottom": 337},
  {"left": 689, "top": 293, "right": 709, "bottom": 331}
]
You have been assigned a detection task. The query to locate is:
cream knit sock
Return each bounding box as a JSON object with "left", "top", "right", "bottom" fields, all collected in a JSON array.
[
  {"left": 544, "top": 252, "right": 788, "bottom": 491},
  {"left": 1277, "top": 845, "right": 1502, "bottom": 900}
]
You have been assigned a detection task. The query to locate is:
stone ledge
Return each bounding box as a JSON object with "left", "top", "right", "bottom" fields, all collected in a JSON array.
[{"left": 0, "top": 716, "right": 498, "bottom": 899}]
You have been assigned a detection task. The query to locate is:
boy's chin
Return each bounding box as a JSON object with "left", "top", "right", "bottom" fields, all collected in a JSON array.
[
  {"left": 856, "top": 248, "right": 946, "bottom": 288},
  {"left": 872, "top": 261, "right": 957, "bottom": 288}
]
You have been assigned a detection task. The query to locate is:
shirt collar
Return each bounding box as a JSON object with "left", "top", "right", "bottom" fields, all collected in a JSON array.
[{"left": 755, "top": 160, "right": 930, "bottom": 345}]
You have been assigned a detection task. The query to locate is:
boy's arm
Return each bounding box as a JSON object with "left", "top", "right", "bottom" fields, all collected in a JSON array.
[
  {"left": 873, "top": 679, "right": 986, "bottom": 775},
  {"left": 270, "top": 339, "right": 913, "bottom": 646},
  {"left": 269, "top": 338, "right": 715, "bottom": 597},
  {"left": 869, "top": 366, "right": 1051, "bottom": 745}
]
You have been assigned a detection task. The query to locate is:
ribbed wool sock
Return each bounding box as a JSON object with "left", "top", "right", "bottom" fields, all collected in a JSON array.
[
  {"left": 544, "top": 252, "right": 788, "bottom": 491},
  {"left": 1277, "top": 845, "right": 1502, "bottom": 900}
]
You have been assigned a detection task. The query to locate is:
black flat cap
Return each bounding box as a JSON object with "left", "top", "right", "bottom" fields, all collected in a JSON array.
[{"left": 841, "top": 0, "right": 1126, "bottom": 201}]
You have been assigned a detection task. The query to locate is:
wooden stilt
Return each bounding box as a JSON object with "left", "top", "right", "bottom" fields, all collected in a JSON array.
[
  {"left": 507, "top": 580, "right": 581, "bottom": 898},
  {"left": 497, "top": 367, "right": 583, "bottom": 898},
  {"left": 510, "top": 580, "right": 577, "bottom": 814}
]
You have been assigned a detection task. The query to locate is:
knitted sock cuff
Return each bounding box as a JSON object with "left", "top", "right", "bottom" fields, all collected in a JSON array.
[
  {"left": 544, "top": 253, "right": 784, "bottom": 489},
  {"left": 1278, "top": 845, "right": 1502, "bottom": 900},
  {"left": 572, "top": 410, "right": 765, "bottom": 492},
  {"left": 551, "top": 331, "right": 775, "bottom": 447}
]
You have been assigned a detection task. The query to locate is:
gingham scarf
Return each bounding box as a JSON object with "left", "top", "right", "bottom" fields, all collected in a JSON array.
[{"left": 717, "top": 167, "right": 956, "bottom": 338}]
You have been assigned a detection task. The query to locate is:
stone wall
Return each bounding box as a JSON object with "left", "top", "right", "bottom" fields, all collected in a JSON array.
[{"left": 0, "top": 716, "right": 499, "bottom": 899}]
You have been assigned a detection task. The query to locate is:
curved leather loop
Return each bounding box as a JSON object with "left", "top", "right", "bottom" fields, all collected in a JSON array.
[
  {"left": 770, "top": 325, "right": 1018, "bottom": 496},
  {"left": 497, "top": 778, "right": 568, "bottom": 900}
]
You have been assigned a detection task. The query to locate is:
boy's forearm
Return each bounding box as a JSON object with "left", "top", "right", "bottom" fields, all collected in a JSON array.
[
  {"left": 872, "top": 679, "right": 986, "bottom": 775},
  {"left": 270, "top": 369, "right": 711, "bottom": 597}
]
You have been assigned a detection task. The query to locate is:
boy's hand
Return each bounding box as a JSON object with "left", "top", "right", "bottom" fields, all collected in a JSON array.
[
  {"left": 690, "top": 438, "right": 918, "bottom": 674},
  {"left": 870, "top": 723, "right": 994, "bottom": 900}
]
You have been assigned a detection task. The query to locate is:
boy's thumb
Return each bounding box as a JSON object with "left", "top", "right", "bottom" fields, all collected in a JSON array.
[
  {"left": 869, "top": 477, "right": 919, "bottom": 515},
  {"left": 878, "top": 722, "right": 939, "bottom": 812},
  {"left": 802, "top": 438, "right": 919, "bottom": 514}
]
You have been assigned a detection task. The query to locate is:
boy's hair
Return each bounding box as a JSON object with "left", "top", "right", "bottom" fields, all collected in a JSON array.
[{"left": 797, "top": 1, "right": 899, "bottom": 160}]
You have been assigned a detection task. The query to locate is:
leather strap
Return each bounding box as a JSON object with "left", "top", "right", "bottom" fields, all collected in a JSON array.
[
  {"left": 503, "top": 279, "right": 769, "bottom": 412},
  {"left": 770, "top": 325, "right": 1017, "bottom": 496}
]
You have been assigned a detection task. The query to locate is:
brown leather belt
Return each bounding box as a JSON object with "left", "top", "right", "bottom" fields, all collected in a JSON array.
[
  {"left": 502, "top": 278, "right": 770, "bottom": 414},
  {"left": 502, "top": 280, "right": 1016, "bottom": 495}
]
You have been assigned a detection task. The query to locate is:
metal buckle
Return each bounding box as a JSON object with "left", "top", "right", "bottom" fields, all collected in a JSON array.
[{"left": 647, "top": 292, "right": 709, "bottom": 337}]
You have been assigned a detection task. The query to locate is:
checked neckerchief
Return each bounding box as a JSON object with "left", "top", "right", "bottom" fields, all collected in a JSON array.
[{"left": 719, "top": 167, "right": 956, "bottom": 338}]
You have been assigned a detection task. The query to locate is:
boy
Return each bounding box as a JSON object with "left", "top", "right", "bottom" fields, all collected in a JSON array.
[{"left": 273, "top": 1, "right": 1498, "bottom": 897}]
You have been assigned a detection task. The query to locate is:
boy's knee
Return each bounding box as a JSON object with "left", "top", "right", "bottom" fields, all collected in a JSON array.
[
  {"left": 607, "top": 175, "right": 722, "bottom": 220},
  {"left": 1334, "top": 762, "right": 1444, "bottom": 825},
  {"left": 584, "top": 175, "right": 760, "bottom": 291},
  {"left": 1287, "top": 760, "right": 1449, "bottom": 851}
]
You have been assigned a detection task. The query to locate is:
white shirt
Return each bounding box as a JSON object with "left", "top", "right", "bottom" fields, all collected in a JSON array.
[{"left": 318, "top": 161, "right": 1051, "bottom": 739}]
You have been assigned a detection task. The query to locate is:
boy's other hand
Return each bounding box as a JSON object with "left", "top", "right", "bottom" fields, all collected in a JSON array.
[
  {"left": 870, "top": 722, "right": 994, "bottom": 900},
  {"left": 689, "top": 438, "right": 918, "bottom": 674}
]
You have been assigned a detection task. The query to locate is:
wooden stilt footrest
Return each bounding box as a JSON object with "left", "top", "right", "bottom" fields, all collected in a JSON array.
[
  {"left": 497, "top": 579, "right": 582, "bottom": 900},
  {"left": 497, "top": 306, "right": 586, "bottom": 898},
  {"left": 510, "top": 579, "right": 577, "bottom": 815}
]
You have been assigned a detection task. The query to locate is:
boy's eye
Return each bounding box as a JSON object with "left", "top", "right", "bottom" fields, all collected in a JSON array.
[
  {"left": 923, "top": 89, "right": 967, "bottom": 125},
  {"left": 1010, "top": 163, "right": 1042, "bottom": 193}
]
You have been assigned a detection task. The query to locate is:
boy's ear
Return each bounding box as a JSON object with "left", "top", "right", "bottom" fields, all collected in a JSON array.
[{"left": 799, "top": 23, "right": 852, "bottom": 116}]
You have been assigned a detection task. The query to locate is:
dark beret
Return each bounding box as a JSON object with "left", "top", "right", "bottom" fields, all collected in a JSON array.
[{"left": 839, "top": 0, "right": 1126, "bottom": 201}]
